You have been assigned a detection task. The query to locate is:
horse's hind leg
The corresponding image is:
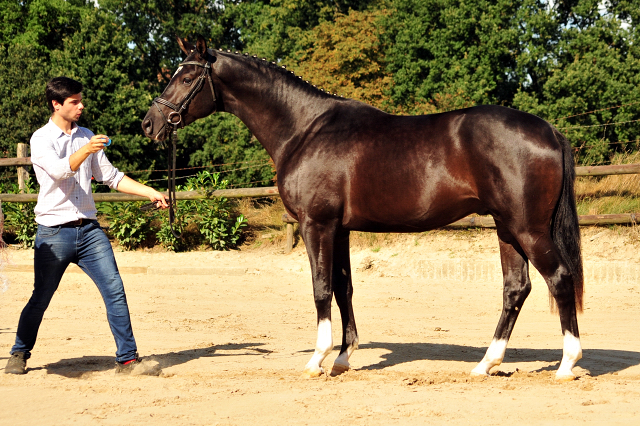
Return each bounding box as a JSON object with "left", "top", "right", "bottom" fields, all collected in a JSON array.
[
  {"left": 519, "top": 231, "right": 582, "bottom": 381},
  {"left": 472, "top": 224, "right": 532, "bottom": 377},
  {"left": 330, "top": 230, "right": 359, "bottom": 376}
]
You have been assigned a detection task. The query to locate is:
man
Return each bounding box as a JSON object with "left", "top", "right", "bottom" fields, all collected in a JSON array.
[{"left": 4, "top": 77, "right": 168, "bottom": 375}]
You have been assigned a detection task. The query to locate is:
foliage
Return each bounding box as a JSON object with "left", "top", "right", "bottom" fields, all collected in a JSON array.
[
  {"left": 288, "top": 9, "right": 393, "bottom": 110},
  {"left": 155, "top": 171, "right": 248, "bottom": 251},
  {"left": 380, "top": 0, "right": 522, "bottom": 112},
  {"left": 512, "top": 0, "right": 640, "bottom": 165},
  {"left": 103, "top": 200, "right": 155, "bottom": 250},
  {"left": 0, "top": 44, "right": 51, "bottom": 159},
  {"left": 0, "top": 177, "right": 38, "bottom": 248}
]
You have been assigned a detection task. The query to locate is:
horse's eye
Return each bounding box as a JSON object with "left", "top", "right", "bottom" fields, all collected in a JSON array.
[{"left": 183, "top": 77, "right": 192, "bottom": 85}]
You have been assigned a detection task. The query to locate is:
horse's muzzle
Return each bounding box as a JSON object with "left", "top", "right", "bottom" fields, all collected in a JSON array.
[{"left": 142, "top": 117, "right": 168, "bottom": 141}]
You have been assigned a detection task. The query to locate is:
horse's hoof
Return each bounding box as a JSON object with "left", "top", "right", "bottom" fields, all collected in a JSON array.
[
  {"left": 469, "top": 370, "right": 489, "bottom": 378},
  {"left": 330, "top": 363, "right": 350, "bottom": 377},
  {"left": 302, "top": 366, "right": 324, "bottom": 378},
  {"left": 555, "top": 373, "right": 576, "bottom": 382}
]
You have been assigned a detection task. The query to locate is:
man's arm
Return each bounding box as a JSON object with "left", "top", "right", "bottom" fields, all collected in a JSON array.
[{"left": 116, "top": 176, "right": 169, "bottom": 208}]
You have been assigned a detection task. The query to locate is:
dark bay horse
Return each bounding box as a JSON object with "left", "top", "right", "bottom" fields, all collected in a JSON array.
[{"left": 142, "top": 35, "right": 584, "bottom": 381}]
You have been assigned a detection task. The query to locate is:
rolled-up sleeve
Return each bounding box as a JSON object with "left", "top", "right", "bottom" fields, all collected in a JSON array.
[
  {"left": 91, "top": 150, "right": 125, "bottom": 189},
  {"left": 30, "top": 130, "right": 77, "bottom": 180}
]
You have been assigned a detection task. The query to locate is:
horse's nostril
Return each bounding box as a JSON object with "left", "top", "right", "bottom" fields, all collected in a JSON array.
[{"left": 142, "top": 118, "right": 153, "bottom": 135}]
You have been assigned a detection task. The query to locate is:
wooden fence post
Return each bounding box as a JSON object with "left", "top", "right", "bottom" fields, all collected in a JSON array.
[
  {"left": 285, "top": 223, "right": 294, "bottom": 254},
  {"left": 17, "top": 143, "right": 29, "bottom": 193},
  {"left": 282, "top": 213, "right": 297, "bottom": 254}
]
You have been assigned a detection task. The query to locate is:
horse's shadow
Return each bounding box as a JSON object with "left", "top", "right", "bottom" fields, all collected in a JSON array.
[
  {"left": 41, "top": 342, "right": 270, "bottom": 378},
  {"left": 38, "top": 341, "right": 640, "bottom": 378},
  {"left": 357, "top": 342, "right": 640, "bottom": 377}
]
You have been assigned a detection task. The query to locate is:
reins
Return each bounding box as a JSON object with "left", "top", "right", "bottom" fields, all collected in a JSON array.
[{"left": 146, "top": 57, "right": 217, "bottom": 238}]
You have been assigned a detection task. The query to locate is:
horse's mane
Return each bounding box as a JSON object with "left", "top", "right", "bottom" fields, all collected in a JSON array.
[{"left": 212, "top": 48, "right": 341, "bottom": 100}]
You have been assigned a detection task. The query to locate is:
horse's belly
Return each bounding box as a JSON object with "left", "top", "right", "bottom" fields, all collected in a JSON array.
[{"left": 342, "top": 196, "right": 481, "bottom": 233}]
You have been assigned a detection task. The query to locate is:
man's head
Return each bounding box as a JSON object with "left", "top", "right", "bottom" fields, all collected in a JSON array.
[{"left": 46, "top": 77, "right": 84, "bottom": 122}]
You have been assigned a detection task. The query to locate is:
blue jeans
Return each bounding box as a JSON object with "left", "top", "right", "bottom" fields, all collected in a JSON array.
[{"left": 11, "top": 220, "right": 138, "bottom": 363}]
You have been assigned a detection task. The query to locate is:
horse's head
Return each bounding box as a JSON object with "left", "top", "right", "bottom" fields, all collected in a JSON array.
[{"left": 142, "top": 35, "right": 218, "bottom": 141}]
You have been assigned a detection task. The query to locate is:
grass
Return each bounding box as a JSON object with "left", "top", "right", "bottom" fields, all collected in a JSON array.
[{"left": 576, "top": 152, "right": 640, "bottom": 215}]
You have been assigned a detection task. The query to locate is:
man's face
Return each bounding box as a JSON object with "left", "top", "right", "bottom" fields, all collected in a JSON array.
[{"left": 52, "top": 93, "right": 84, "bottom": 123}]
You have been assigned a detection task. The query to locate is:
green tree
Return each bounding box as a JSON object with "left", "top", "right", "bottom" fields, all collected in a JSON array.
[
  {"left": 380, "top": 0, "right": 522, "bottom": 112},
  {"left": 287, "top": 9, "right": 393, "bottom": 110},
  {"left": 513, "top": 0, "right": 640, "bottom": 164},
  {"left": 0, "top": 44, "right": 51, "bottom": 157}
]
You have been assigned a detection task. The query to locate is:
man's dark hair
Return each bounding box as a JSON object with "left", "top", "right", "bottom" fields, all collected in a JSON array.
[{"left": 45, "top": 77, "right": 83, "bottom": 113}]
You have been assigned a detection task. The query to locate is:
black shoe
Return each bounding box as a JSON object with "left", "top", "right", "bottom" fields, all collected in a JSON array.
[
  {"left": 115, "top": 357, "right": 161, "bottom": 376},
  {"left": 5, "top": 352, "right": 28, "bottom": 375}
]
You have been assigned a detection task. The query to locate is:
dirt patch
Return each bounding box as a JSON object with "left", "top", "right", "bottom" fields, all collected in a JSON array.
[{"left": 1, "top": 227, "right": 640, "bottom": 425}]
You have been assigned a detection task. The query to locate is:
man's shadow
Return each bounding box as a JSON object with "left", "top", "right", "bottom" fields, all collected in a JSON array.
[
  {"left": 357, "top": 342, "right": 640, "bottom": 377},
  {"left": 41, "top": 342, "right": 272, "bottom": 378}
]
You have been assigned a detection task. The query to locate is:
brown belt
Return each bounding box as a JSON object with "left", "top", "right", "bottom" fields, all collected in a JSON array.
[{"left": 60, "top": 218, "right": 91, "bottom": 227}]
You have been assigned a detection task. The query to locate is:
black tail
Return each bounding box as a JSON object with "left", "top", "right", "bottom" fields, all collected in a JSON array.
[{"left": 550, "top": 129, "right": 584, "bottom": 313}]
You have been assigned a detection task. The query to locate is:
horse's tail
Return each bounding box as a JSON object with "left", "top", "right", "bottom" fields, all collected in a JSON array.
[{"left": 550, "top": 128, "right": 584, "bottom": 313}]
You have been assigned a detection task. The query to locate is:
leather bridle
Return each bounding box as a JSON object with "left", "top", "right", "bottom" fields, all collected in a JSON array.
[
  {"left": 151, "top": 58, "right": 217, "bottom": 239},
  {"left": 152, "top": 59, "right": 217, "bottom": 129}
]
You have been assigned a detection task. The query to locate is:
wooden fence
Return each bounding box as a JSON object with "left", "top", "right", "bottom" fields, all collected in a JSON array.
[{"left": 1, "top": 144, "right": 639, "bottom": 253}]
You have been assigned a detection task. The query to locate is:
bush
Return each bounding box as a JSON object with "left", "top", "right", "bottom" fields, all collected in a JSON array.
[
  {"left": 0, "top": 177, "right": 38, "bottom": 248},
  {"left": 103, "top": 171, "right": 247, "bottom": 251},
  {"left": 102, "top": 200, "right": 155, "bottom": 250},
  {"left": 154, "top": 171, "right": 247, "bottom": 251}
]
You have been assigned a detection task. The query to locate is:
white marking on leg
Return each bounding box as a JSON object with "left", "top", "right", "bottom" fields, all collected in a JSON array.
[
  {"left": 332, "top": 335, "right": 359, "bottom": 375},
  {"left": 303, "top": 319, "right": 333, "bottom": 377},
  {"left": 471, "top": 339, "right": 508, "bottom": 376},
  {"left": 556, "top": 331, "right": 582, "bottom": 380}
]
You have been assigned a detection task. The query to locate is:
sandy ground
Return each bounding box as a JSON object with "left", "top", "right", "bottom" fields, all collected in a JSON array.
[{"left": 1, "top": 226, "right": 640, "bottom": 425}]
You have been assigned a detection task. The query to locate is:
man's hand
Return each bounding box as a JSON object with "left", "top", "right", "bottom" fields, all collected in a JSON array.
[
  {"left": 70, "top": 134, "right": 108, "bottom": 171},
  {"left": 86, "top": 135, "right": 109, "bottom": 153},
  {"left": 147, "top": 189, "right": 169, "bottom": 210}
]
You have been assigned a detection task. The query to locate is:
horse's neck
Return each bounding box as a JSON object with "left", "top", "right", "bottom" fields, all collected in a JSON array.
[{"left": 219, "top": 58, "right": 332, "bottom": 166}]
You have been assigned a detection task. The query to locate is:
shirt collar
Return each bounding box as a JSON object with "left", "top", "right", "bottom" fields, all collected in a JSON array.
[{"left": 46, "top": 118, "right": 78, "bottom": 138}]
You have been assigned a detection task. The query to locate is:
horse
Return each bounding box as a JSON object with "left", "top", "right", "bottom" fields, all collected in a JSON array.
[{"left": 142, "top": 35, "right": 584, "bottom": 381}]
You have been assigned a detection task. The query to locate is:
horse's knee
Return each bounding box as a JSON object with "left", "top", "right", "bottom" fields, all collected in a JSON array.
[{"left": 502, "top": 272, "right": 531, "bottom": 310}]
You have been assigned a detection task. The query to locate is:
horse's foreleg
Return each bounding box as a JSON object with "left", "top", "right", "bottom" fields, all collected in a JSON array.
[
  {"left": 299, "top": 220, "right": 339, "bottom": 378},
  {"left": 472, "top": 225, "right": 531, "bottom": 377},
  {"left": 330, "top": 230, "right": 358, "bottom": 376}
]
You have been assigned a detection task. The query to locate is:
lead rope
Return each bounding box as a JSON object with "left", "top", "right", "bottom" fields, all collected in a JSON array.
[{"left": 168, "top": 121, "right": 182, "bottom": 239}]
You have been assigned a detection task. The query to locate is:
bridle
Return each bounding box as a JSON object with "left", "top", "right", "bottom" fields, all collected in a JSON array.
[{"left": 151, "top": 57, "right": 217, "bottom": 238}]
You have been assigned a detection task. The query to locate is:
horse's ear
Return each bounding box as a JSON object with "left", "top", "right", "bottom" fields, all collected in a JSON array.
[
  {"left": 177, "top": 36, "right": 195, "bottom": 56},
  {"left": 196, "top": 34, "right": 208, "bottom": 58}
]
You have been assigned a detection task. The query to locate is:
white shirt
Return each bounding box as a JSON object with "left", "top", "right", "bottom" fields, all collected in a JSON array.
[{"left": 30, "top": 119, "right": 124, "bottom": 226}]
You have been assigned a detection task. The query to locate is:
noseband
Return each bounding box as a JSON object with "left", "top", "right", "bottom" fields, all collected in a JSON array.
[{"left": 151, "top": 59, "right": 217, "bottom": 239}]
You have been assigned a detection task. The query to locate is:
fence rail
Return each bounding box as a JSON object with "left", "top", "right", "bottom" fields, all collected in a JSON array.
[
  {"left": 0, "top": 187, "right": 279, "bottom": 203},
  {"left": 1, "top": 151, "right": 639, "bottom": 253},
  {"left": 4, "top": 156, "right": 639, "bottom": 177}
]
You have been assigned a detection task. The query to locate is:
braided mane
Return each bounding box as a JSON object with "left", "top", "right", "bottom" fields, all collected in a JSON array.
[{"left": 213, "top": 48, "right": 341, "bottom": 98}]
